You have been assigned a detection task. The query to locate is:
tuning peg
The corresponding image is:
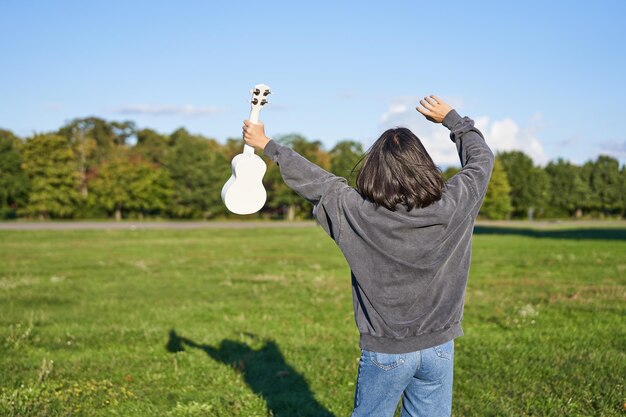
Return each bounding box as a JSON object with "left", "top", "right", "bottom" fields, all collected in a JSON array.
[
  {"left": 251, "top": 98, "right": 259, "bottom": 105},
  {"left": 260, "top": 99, "right": 269, "bottom": 105},
  {"left": 263, "top": 90, "right": 271, "bottom": 96},
  {"left": 254, "top": 88, "right": 260, "bottom": 95}
]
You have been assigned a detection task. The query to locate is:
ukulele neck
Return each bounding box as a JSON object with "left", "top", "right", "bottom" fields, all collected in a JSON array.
[
  {"left": 243, "top": 144, "right": 255, "bottom": 155},
  {"left": 244, "top": 105, "right": 263, "bottom": 155}
]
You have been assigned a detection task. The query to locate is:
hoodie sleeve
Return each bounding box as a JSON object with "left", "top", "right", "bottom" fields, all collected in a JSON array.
[
  {"left": 442, "top": 109, "right": 495, "bottom": 208},
  {"left": 263, "top": 140, "right": 351, "bottom": 242}
]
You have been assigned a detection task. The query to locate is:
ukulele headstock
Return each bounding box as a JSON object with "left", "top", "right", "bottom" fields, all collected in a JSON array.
[{"left": 250, "top": 84, "right": 271, "bottom": 111}]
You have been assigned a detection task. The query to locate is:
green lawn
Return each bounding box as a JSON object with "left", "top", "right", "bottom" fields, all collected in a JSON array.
[{"left": 1, "top": 224, "right": 624, "bottom": 416}]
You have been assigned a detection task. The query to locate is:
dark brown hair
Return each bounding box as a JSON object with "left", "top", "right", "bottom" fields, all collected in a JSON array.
[{"left": 355, "top": 127, "right": 445, "bottom": 212}]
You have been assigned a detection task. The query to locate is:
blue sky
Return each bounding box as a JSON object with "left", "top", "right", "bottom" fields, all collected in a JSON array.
[{"left": 1, "top": 1, "right": 625, "bottom": 167}]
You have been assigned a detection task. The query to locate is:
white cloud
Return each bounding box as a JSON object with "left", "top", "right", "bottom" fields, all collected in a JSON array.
[
  {"left": 379, "top": 96, "right": 419, "bottom": 124},
  {"left": 599, "top": 140, "right": 626, "bottom": 158},
  {"left": 477, "top": 115, "right": 549, "bottom": 166},
  {"left": 115, "top": 104, "right": 222, "bottom": 117},
  {"left": 377, "top": 97, "right": 549, "bottom": 166}
]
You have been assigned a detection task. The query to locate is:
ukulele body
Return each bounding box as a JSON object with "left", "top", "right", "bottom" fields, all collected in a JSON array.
[{"left": 221, "top": 151, "right": 267, "bottom": 215}]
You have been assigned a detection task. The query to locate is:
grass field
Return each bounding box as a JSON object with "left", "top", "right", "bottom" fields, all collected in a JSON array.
[{"left": 1, "top": 222, "right": 624, "bottom": 416}]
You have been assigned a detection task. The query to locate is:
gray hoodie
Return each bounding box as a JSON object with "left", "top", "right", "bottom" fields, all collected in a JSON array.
[{"left": 262, "top": 109, "right": 495, "bottom": 354}]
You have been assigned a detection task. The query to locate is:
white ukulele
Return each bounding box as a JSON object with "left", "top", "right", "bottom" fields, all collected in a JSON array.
[{"left": 221, "top": 84, "right": 271, "bottom": 215}]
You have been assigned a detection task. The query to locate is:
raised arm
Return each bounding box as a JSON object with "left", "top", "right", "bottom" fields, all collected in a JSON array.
[
  {"left": 262, "top": 139, "right": 350, "bottom": 205},
  {"left": 416, "top": 96, "right": 495, "bottom": 204},
  {"left": 242, "top": 120, "right": 350, "bottom": 241},
  {"left": 442, "top": 110, "right": 495, "bottom": 202}
]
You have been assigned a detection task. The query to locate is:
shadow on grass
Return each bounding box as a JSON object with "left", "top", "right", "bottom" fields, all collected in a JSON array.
[
  {"left": 166, "top": 330, "right": 335, "bottom": 417},
  {"left": 473, "top": 226, "right": 626, "bottom": 241}
]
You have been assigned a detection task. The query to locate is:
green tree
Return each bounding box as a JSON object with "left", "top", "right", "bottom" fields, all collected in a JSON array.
[
  {"left": 58, "top": 117, "right": 111, "bottom": 144},
  {"left": 544, "top": 158, "right": 589, "bottom": 217},
  {"left": 58, "top": 117, "right": 121, "bottom": 166},
  {"left": 498, "top": 151, "right": 548, "bottom": 219},
  {"left": 533, "top": 168, "right": 551, "bottom": 218},
  {"left": 21, "top": 134, "right": 81, "bottom": 219},
  {"left": 165, "top": 130, "right": 230, "bottom": 218},
  {"left": 586, "top": 155, "right": 621, "bottom": 217},
  {"left": 126, "top": 157, "right": 172, "bottom": 218},
  {"left": 329, "top": 140, "right": 364, "bottom": 188},
  {"left": 480, "top": 157, "right": 512, "bottom": 220},
  {"left": 0, "top": 129, "right": 30, "bottom": 218},
  {"left": 67, "top": 124, "right": 97, "bottom": 199},
  {"left": 132, "top": 128, "right": 170, "bottom": 165},
  {"left": 110, "top": 120, "right": 137, "bottom": 146},
  {"left": 619, "top": 165, "right": 626, "bottom": 217},
  {"left": 90, "top": 154, "right": 172, "bottom": 220},
  {"left": 58, "top": 118, "right": 135, "bottom": 199}
]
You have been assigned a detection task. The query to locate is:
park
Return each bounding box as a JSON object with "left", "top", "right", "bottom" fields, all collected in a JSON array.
[{"left": 1, "top": 1, "right": 625, "bottom": 416}]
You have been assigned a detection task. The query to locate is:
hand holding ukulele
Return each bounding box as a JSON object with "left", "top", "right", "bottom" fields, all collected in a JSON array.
[
  {"left": 242, "top": 120, "right": 270, "bottom": 151},
  {"left": 221, "top": 84, "right": 271, "bottom": 215},
  {"left": 416, "top": 95, "right": 453, "bottom": 124}
]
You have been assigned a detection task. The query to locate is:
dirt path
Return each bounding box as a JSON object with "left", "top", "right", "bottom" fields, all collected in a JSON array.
[
  {"left": 0, "top": 221, "right": 318, "bottom": 230},
  {"left": 0, "top": 219, "right": 623, "bottom": 231}
]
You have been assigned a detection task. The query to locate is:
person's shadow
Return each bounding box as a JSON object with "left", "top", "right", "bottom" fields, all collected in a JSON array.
[{"left": 166, "top": 329, "right": 335, "bottom": 417}]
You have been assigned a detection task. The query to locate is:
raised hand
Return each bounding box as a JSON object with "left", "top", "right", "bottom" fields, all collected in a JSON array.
[
  {"left": 416, "top": 95, "right": 453, "bottom": 124},
  {"left": 243, "top": 120, "right": 270, "bottom": 151}
]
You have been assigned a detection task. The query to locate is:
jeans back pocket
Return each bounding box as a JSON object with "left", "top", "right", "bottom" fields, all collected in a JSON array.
[
  {"left": 433, "top": 340, "right": 454, "bottom": 360},
  {"left": 368, "top": 350, "right": 406, "bottom": 371}
]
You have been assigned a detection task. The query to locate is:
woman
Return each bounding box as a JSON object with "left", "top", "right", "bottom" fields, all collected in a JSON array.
[{"left": 242, "top": 95, "right": 494, "bottom": 417}]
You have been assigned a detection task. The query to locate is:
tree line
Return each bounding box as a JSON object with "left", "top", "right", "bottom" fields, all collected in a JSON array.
[{"left": 1, "top": 117, "right": 624, "bottom": 221}]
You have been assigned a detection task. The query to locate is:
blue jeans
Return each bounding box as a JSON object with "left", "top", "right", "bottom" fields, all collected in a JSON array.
[{"left": 351, "top": 339, "right": 454, "bottom": 417}]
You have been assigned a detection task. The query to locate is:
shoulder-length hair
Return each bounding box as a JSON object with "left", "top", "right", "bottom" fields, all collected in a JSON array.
[{"left": 355, "top": 127, "right": 445, "bottom": 212}]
